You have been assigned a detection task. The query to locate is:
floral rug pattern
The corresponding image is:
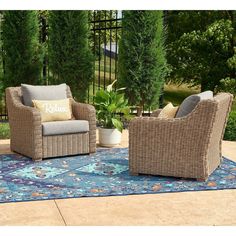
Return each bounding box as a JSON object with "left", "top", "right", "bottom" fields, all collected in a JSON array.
[{"left": 0, "top": 148, "right": 236, "bottom": 203}]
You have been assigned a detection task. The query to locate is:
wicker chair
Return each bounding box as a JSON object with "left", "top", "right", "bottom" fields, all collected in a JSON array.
[
  {"left": 6, "top": 86, "right": 96, "bottom": 161},
  {"left": 129, "top": 93, "right": 233, "bottom": 181}
]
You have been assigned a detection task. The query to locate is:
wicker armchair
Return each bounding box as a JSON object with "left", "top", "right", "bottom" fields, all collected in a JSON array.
[
  {"left": 129, "top": 93, "right": 233, "bottom": 180},
  {"left": 6, "top": 86, "right": 96, "bottom": 161}
]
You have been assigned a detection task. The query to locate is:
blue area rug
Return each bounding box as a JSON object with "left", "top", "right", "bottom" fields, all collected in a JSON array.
[{"left": 0, "top": 148, "right": 236, "bottom": 203}]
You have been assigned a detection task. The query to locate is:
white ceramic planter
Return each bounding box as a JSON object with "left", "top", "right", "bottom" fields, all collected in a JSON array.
[{"left": 98, "top": 127, "right": 122, "bottom": 147}]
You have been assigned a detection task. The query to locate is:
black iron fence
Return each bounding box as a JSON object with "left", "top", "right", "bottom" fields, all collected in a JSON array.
[
  {"left": 0, "top": 10, "right": 122, "bottom": 121},
  {"left": 88, "top": 10, "right": 122, "bottom": 103}
]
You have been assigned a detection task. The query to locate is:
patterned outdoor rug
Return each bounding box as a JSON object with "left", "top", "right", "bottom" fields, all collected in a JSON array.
[{"left": 0, "top": 148, "right": 236, "bottom": 203}]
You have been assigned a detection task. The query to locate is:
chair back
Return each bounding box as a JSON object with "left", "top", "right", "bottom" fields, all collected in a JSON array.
[
  {"left": 207, "top": 93, "right": 233, "bottom": 172},
  {"left": 6, "top": 85, "right": 73, "bottom": 107}
]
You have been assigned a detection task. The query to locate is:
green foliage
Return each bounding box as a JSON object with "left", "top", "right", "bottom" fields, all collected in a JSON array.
[
  {"left": 218, "top": 77, "right": 236, "bottom": 95},
  {"left": 167, "top": 11, "right": 236, "bottom": 93},
  {"left": 118, "top": 11, "right": 168, "bottom": 115},
  {"left": 93, "top": 80, "right": 132, "bottom": 132},
  {"left": 0, "top": 13, "right": 3, "bottom": 99},
  {"left": 0, "top": 122, "right": 10, "bottom": 139},
  {"left": 224, "top": 111, "right": 236, "bottom": 141},
  {"left": 2, "top": 11, "right": 44, "bottom": 91},
  {"left": 48, "top": 11, "right": 94, "bottom": 102},
  {"left": 166, "top": 11, "right": 230, "bottom": 44}
]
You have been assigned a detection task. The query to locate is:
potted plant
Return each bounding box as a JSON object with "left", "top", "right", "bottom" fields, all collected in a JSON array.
[{"left": 94, "top": 80, "right": 132, "bottom": 147}]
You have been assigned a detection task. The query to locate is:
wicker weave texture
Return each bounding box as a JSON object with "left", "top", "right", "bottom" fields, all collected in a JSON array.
[
  {"left": 72, "top": 101, "right": 96, "bottom": 153},
  {"left": 43, "top": 133, "right": 89, "bottom": 158},
  {"left": 129, "top": 93, "right": 233, "bottom": 180},
  {"left": 6, "top": 86, "right": 96, "bottom": 161}
]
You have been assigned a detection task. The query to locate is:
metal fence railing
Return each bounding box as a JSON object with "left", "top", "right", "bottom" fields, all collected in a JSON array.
[
  {"left": 88, "top": 10, "right": 122, "bottom": 103},
  {"left": 0, "top": 10, "right": 122, "bottom": 121}
]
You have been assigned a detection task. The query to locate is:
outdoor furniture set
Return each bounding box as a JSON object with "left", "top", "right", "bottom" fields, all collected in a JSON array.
[{"left": 6, "top": 84, "right": 233, "bottom": 181}]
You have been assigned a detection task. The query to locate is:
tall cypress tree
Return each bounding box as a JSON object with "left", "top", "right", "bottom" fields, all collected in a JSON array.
[
  {"left": 118, "top": 11, "right": 168, "bottom": 115},
  {"left": 2, "top": 11, "right": 43, "bottom": 89},
  {"left": 48, "top": 11, "right": 93, "bottom": 102},
  {"left": 0, "top": 13, "right": 3, "bottom": 96}
]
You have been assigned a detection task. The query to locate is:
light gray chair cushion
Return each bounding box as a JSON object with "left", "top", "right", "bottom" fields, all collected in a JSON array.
[
  {"left": 42, "top": 120, "right": 89, "bottom": 136},
  {"left": 176, "top": 91, "right": 213, "bottom": 118},
  {"left": 21, "top": 83, "right": 67, "bottom": 106}
]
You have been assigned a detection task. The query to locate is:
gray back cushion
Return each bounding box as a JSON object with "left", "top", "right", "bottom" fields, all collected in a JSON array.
[
  {"left": 21, "top": 83, "right": 67, "bottom": 106},
  {"left": 175, "top": 91, "right": 213, "bottom": 118}
]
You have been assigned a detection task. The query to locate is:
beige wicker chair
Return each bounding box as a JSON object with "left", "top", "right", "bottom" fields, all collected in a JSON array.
[
  {"left": 129, "top": 93, "right": 233, "bottom": 181},
  {"left": 6, "top": 86, "right": 96, "bottom": 161}
]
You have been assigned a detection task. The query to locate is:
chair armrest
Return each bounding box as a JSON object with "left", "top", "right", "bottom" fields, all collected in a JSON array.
[
  {"left": 71, "top": 100, "right": 96, "bottom": 152},
  {"left": 6, "top": 88, "right": 42, "bottom": 160},
  {"left": 129, "top": 116, "right": 186, "bottom": 135},
  {"left": 129, "top": 116, "right": 188, "bottom": 157},
  {"left": 129, "top": 111, "right": 212, "bottom": 147},
  {"left": 10, "top": 102, "right": 41, "bottom": 122},
  {"left": 129, "top": 99, "right": 218, "bottom": 174},
  {"left": 129, "top": 115, "right": 206, "bottom": 177},
  {"left": 72, "top": 100, "right": 96, "bottom": 121},
  {"left": 129, "top": 99, "right": 222, "bottom": 179},
  {"left": 150, "top": 109, "right": 162, "bottom": 117},
  {"left": 6, "top": 88, "right": 42, "bottom": 125}
]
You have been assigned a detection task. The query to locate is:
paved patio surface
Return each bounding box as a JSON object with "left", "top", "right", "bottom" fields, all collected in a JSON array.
[{"left": 0, "top": 130, "right": 236, "bottom": 226}]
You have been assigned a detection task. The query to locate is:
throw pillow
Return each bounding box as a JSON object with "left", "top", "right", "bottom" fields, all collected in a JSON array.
[
  {"left": 21, "top": 83, "right": 67, "bottom": 106},
  {"left": 32, "top": 99, "right": 73, "bottom": 122},
  {"left": 175, "top": 91, "right": 213, "bottom": 118},
  {"left": 158, "top": 103, "right": 179, "bottom": 119}
]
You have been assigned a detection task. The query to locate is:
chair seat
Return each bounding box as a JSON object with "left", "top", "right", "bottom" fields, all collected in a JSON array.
[{"left": 42, "top": 120, "right": 89, "bottom": 136}]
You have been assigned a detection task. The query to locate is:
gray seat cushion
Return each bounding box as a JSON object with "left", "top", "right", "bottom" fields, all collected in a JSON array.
[
  {"left": 42, "top": 120, "right": 89, "bottom": 136},
  {"left": 176, "top": 91, "right": 213, "bottom": 118},
  {"left": 21, "top": 83, "right": 67, "bottom": 106}
]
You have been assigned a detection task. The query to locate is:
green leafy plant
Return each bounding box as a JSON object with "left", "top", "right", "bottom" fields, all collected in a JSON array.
[
  {"left": 94, "top": 80, "right": 132, "bottom": 132},
  {"left": 224, "top": 111, "right": 236, "bottom": 141},
  {"left": 0, "top": 122, "right": 10, "bottom": 139}
]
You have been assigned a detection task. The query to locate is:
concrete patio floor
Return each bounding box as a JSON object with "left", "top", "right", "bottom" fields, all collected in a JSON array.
[{"left": 0, "top": 129, "right": 236, "bottom": 226}]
